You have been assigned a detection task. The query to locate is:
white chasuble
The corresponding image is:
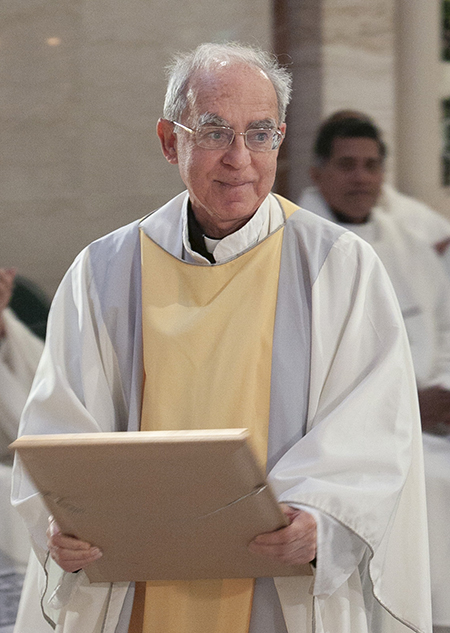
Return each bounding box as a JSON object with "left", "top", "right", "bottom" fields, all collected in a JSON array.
[{"left": 11, "top": 192, "right": 430, "bottom": 633}]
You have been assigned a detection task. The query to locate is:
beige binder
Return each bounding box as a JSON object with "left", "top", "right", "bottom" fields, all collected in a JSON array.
[{"left": 11, "top": 429, "right": 311, "bottom": 582}]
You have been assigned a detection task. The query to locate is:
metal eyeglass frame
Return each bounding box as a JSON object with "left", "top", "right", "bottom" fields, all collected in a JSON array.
[{"left": 171, "top": 120, "right": 284, "bottom": 152}]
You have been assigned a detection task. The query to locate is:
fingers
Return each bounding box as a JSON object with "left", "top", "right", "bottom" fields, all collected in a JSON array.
[
  {"left": 0, "top": 268, "right": 16, "bottom": 312},
  {"left": 418, "top": 386, "right": 450, "bottom": 433},
  {"left": 248, "top": 508, "right": 317, "bottom": 566},
  {"left": 47, "top": 516, "right": 102, "bottom": 573},
  {"left": 0, "top": 268, "right": 16, "bottom": 284},
  {"left": 435, "top": 237, "right": 450, "bottom": 255}
]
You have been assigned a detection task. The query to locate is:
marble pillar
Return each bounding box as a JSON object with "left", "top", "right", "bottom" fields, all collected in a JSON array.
[
  {"left": 395, "top": 0, "right": 450, "bottom": 215},
  {"left": 277, "top": 0, "right": 396, "bottom": 201}
]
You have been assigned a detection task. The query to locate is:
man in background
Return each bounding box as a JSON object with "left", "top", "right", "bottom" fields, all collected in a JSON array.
[
  {"left": 300, "top": 109, "right": 450, "bottom": 264},
  {"left": 300, "top": 114, "right": 450, "bottom": 633}
]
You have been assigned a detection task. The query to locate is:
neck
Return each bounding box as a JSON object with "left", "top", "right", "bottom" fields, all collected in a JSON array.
[
  {"left": 187, "top": 203, "right": 216, "bottom": 263},
  {"left": 192, "top": 211, "right": 254, "bottom": 239},
  {"left": 331, "top": 208, "right": 371, "bottom": 225}
]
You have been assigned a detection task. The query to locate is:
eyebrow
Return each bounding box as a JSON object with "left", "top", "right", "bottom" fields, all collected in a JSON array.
[
  {"left": 197, "top": 113, "right": 228, "bottom": 127},
  {"left": 196, "top": 113, "right": 277, "bottom": 130},
  {"left": 247, "top": 118, "right": 277, "bottom": 129}
]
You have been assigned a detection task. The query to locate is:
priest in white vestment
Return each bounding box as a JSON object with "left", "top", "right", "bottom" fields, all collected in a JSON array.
[
  {"left": 12, "top": 44, "right": 431, "bottom": 633},
  {"left": 0, "top": 268, "right": 43, "bottom": 632},
  {"left": 299, "top": 113, "right": 450, "bottom": 633},
  {"left": 300, "top": 110, "right": 450, "bottom": 267}
]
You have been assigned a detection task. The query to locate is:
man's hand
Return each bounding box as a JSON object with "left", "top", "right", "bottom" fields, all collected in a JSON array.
[
  {"left": 0, "top": 268, "right": 15, "bottom": 338},
  {"left": 248, "top": 505, "right": 317, "bottom": 566},
  {"left": 47, "top": 517, "right": 102, "bottom": 573},
  {"left": 418, "top": 386, "right": 450, "bottom": 435},
  {"left": 435, "top": 237, "right": 450, "bottom": 255}
]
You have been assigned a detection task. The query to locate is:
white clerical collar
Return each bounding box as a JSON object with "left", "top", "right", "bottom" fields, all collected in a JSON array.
[
  {"left": 340, "top": 218, "right": 378, "bottom": 243},
  {"left": 203, "top": 235, "right": 220, "bottom": 255},
  {"left": 182, "top": 194, "right": 284, "bottom": 264}
]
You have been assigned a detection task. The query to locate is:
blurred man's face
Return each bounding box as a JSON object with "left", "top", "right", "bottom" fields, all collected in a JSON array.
[
  {"left": 158, "top": 63, "right": 285, "bottom": 238},
  {"left": 311, "top": 137, "right": 384, "bottom": 223}
]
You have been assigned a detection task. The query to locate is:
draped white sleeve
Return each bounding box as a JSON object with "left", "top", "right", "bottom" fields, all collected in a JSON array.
[
  {"left": 269, "top": 232, "right": 430, "bottom": 633},
  {"left": 11, "top": 249, "right": 127, "bottom": 559}
]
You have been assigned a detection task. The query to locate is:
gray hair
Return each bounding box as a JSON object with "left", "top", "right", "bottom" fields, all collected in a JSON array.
[{"left": 163, "top": 42, "right": 292, "bottom": 124}]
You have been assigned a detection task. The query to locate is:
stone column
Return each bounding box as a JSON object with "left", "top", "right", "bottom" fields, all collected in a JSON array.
[
  {"left": 273, "top": 0, "right": 323, "bottom": 201},
  {"left": 395, "top": 0, "right": 445, "bottom": 211},
  {"left": 275, "top": 0, "right": 396, "bottom": 202}
]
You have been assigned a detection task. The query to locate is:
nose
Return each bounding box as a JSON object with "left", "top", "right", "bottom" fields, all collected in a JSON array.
[
  {"left": 352, "top": 163, "right": 375, "bottom": 182},
  {"left": 221, "top": 133, "right": 252, "bottom": 169}
]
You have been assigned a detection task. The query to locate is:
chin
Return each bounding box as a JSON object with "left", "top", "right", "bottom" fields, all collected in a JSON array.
[{"left": 214, "top": 198, "right": 257, "bottom": 217}]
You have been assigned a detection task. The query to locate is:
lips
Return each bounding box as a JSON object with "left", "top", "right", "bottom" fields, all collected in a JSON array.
[{"left": 217, "top": 180, "right": 253, "bottom": 188}]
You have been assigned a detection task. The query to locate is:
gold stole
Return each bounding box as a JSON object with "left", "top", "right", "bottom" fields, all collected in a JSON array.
[{"left": 131, "top": 196, "right": 298, "bottom": 633}]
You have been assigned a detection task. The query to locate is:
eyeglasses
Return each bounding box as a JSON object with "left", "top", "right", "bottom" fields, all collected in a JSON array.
[{"left": 171, "top": 121, "right": 284, "bottom": 152}]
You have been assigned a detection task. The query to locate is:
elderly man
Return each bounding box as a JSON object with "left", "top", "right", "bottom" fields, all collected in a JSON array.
[
  {"left": 13, "top": 44, "right": 430, "bottom": 633},
  {"left": 300, "top": 114, "right": 450, "bottom": 633}
]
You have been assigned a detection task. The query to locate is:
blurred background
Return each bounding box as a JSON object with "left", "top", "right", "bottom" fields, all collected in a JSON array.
[{"left": 0, "top": 0, "right": 448, "bottom": 298}]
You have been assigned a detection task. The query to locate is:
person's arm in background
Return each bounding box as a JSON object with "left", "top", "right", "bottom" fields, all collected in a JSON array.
[{"left": 416, "top": 247, "right": 450, "bottom": 435}]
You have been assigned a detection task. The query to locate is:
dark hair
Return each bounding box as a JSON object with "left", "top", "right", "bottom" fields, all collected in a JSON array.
[{"left": 313, "top": 116, "right": 387, "bottom": 163}]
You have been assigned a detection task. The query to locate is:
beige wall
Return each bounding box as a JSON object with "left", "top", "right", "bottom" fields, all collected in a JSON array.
[
  {"left": 0, "top": 1, "right": 272, "bottom": 297},
  {"left": 322, "top": 0, "right": 396, "bottom": 176}
]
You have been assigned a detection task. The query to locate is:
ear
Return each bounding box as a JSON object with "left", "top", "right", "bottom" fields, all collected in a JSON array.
[
  {"left": 157, "top": 118, "right": 178, "bottom": 164},
  {"left": 278, "top": 122, "right": 287, "bottom": 147}
]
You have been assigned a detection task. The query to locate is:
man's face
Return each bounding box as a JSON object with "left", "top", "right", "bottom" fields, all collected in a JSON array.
[
  {"left": 158, "top": 63, "right": 285, "bottom": 238},
  {"left": 311, "top": 137, "right": 384, "bottom": 223}
]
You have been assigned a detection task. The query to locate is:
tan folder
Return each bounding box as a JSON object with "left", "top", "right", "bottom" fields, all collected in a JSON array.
[{"left": 11, "top": 428, "right": 311, "bottom": 583}]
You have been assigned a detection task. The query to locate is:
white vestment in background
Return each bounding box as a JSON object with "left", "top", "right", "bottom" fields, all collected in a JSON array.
[
  {"left": 379, "top": 184, "right": 450, "bottom": 246},
  {"left": 299, "top": 187, "right": 450, "bottom": 628},
  {"left": 301, "top": 184, "right": 450, "bottom": 275}
]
